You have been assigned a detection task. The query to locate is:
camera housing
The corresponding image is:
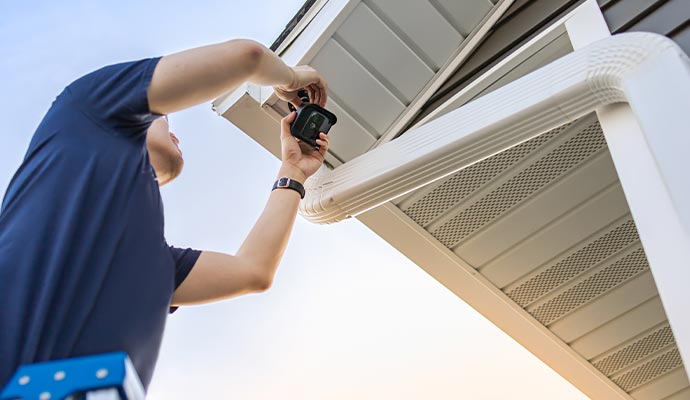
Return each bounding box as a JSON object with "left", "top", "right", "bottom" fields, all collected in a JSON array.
[{"left": 290, "top": 103, "right": 337, "bottom": 148}]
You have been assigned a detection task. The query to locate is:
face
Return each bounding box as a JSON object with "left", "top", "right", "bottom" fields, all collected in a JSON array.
[{"left": 146, "top": 116, "right": 184, "bottom": 186}]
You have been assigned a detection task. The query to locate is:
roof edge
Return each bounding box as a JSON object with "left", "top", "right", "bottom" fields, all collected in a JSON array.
[{"left": 270, "top": 0, "right": 318, "bottom": 52}]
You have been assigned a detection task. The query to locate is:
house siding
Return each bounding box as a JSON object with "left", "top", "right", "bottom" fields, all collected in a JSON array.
[{"left": 414, "top": 0, "right": 690, "bottom": 124}]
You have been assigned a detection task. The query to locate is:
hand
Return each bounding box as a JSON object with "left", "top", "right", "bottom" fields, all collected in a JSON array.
[
  {"left": 279, "top": 111, "right": 329, "bottom": 181},
  {"left": 274, "top": 65, "right": 328, "bottom": 108}
]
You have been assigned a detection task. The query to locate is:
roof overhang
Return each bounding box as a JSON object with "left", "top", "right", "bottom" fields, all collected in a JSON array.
[
  {"left": 352, "top": 4, "right": 690, "bottom": 398},
  {"left": 214, "top": 1, "right": 690, "bottom": 398}
]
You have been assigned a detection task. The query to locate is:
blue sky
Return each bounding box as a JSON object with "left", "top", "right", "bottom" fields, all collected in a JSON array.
[{"left": 0, "top": 1, "right": 590, "bottom": 398}]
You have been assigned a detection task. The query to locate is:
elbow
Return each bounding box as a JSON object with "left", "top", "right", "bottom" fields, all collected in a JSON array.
[
  {"left": 249, "top": 269, "right": 274, "bottom": 293},
  {"left": 226, "top": 39, "right": 265, "bottom": 76}
]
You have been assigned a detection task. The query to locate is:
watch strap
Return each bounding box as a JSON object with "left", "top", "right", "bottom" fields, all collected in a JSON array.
[{"left": 272, "top": 177, "right": 305, "bottom": 199}]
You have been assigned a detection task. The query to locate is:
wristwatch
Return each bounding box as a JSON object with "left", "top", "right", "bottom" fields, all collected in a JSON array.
[{"left": 272, "top": 177, "right": 305, "bottom": 199}]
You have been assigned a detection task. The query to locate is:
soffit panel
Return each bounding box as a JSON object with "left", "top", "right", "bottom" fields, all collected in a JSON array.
[
  {"left": 431, "top": 0, "right": 494, "bottom": 37},
  {"left": 570, "top": 297, "right": 668, "bottom": 359},
  {"left": 662, "top": 387, "right": 690, "bottom": 400},
  {"left": 395, "top": 114, "right": 689, "bottom": 398},
  {"left": 320, "top": 99, "right": 378, "bottom": 162},
  {"left": 311, "top": 38, "right": 406, "bottom": 135},
  {"left": 365, "top": 0, "right": 463, "bottom": 70},
  {"left": 628, "top": 367, "right": 688, "bottom": 400},
  {"left": 334, "top": 2, "right": 435, "bottom": 104},
  {"left": 305, "top": 0, "right": 499, "bottom": 162}
]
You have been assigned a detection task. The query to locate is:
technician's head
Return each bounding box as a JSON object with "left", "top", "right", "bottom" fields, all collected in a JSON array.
[{"left": 147, "top": 116, "right": 183, "bottom": 186}]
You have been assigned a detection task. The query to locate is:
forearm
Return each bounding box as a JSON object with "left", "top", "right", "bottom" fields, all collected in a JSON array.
[
  {"left": 171, "top": 112, "right": 329, "bottom": 305},
  {"left": 235, "top": 164, "right": 306, "bottom": 284}
]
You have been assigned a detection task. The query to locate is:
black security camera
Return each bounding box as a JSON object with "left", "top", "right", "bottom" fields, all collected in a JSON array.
[{"left": 289, "top": 90, "right": 337, "bottom": 148}]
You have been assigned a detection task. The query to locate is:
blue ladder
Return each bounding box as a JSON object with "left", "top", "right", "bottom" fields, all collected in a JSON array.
[{"left": 0, "top": 353, "right": 145, "bottom": 400}]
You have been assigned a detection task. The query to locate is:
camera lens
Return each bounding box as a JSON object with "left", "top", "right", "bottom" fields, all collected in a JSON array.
[
  {"left": 312, "top": 113, "right": 324, "bottom": 125},
  {"left": 302, "top": 111, "right": 327, "bottom": 140}
]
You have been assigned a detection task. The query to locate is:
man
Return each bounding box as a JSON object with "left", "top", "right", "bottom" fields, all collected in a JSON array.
[{"left": 0, "top": 38, "right": 329, "bottom": 390}]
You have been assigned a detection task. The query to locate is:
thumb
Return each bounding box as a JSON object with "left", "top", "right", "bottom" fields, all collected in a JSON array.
[{"left": 281, "top": 111, "right": 297, "bottom": 140}]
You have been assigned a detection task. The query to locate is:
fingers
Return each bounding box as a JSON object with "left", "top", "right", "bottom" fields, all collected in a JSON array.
[
  {"left": 315, "top": 132, "right": 329, "bottom": 154},
  {"left": 309, "top": 84, "right": 318, "bottom": 107},
  {"left": 306, "top": 85, "right": 315, "bottom": 106},
  {"left": 280, "top": 111, "right": 297, "bottom": 139},
  {"left": 307, "top": 82, "right": 326, "bottom": 107},
  {"left": 291, "top": 65, "right": 328, "bottom": 107},
  {"left": 313, "top": 79, "right": 327, "bottom": 107}
]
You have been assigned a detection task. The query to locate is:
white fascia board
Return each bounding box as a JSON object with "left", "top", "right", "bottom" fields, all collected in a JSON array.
[
  {"left": 213, "top": 84, "right": 284, "bottom": 157},
  {"left": 213, "top": 84, "right": 342, "bottom": 168},
  {"left": 563, "top": 0, "right": 611, "bottom": 51},
  {"left": 212, "top": 83, "right": 260, "bottom": 120}
]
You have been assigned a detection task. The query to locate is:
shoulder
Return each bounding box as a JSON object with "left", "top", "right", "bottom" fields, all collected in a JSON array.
[{"left": 62, "top": 57, "right": 164, "bottom": 136}]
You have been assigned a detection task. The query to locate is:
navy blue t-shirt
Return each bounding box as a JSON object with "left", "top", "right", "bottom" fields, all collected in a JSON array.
[{"left": 0, "top": 58, "right": 201, "bottom": 390}]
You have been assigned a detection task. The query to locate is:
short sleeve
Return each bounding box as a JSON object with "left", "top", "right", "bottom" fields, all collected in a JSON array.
[
  {"left": 168, "top": 245, "right": 202, "bottom": 314},
  {"left": 169, "top": 245, "right": 202, "bottom": 289},
  {"left": 65, "top": 57, "right": 163, "bottom": 137}
]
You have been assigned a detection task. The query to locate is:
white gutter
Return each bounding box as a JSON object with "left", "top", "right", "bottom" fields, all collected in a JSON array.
[{"left": 300, "top": 32, "right": 690, "bottom": 227}]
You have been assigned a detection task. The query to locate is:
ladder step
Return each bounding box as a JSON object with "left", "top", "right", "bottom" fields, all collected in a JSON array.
[{"left": 1, "top": 352, "right": 145, "bottom": 400}]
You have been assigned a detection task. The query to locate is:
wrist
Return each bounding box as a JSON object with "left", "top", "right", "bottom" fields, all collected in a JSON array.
[
  {"left": 287, "top": 66, "right": 297, "bottom": 90},
  {"left": 274, "top": 66, "right": 296, "bottom": 91},
  {"left": 277, "top": 163, "right": 306, "bottom": 183}
]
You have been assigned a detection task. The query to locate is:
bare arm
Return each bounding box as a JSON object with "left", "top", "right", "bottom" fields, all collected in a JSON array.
[
  {"left": 147, "top": 39, "right": 327, "bottom": 115},
  {"left": 171, "top": 112, "right": 329, "bottom": 305}
]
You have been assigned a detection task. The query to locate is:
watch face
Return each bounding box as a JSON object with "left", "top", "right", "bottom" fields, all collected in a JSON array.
[{"left": 274, "top": 177, "right": 305, "bottom": 198}]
